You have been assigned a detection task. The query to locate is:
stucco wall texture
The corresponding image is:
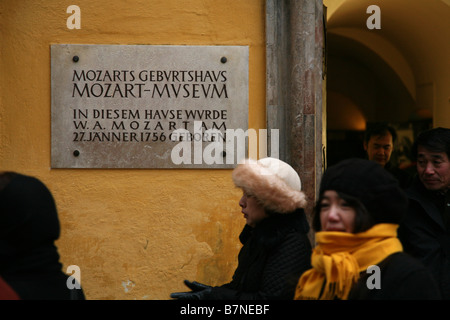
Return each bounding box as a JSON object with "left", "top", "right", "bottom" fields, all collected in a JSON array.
[{"left": 0, "top": 0, "right": 266, "bottom": 299}]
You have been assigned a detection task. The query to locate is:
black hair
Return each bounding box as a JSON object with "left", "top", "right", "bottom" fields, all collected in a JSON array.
[
  {"left": 411, "top": 127, "right": 450, "bottom": 160},
  {"left": 0, "top": 171, "right": 17, "bottom": 192},
  {"left": 312, "top": 191, "right": 375, "bottom": 233},
  {"left": 364, "top": 122, "right": 397, "bottom": 145}
]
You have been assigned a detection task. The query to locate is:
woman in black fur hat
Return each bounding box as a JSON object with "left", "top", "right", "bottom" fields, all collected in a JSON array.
[{"left": 295, "top": 158, "right": 441, "bottom": 300}]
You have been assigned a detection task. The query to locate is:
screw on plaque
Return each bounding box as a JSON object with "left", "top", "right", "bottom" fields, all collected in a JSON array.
[
  {"left": 73, "top": 150, "right": 80, "bottom": 157},
  {"left": 73, "top": 56, "right": 79, "bottom": 62},
  {"left": 220, "top": 57, "right": 227, "bottom": 63}
]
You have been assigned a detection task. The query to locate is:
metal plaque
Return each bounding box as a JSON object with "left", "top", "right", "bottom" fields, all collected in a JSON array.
[{"left": 51, "top": 44, "right": 249, "bottom": 168}]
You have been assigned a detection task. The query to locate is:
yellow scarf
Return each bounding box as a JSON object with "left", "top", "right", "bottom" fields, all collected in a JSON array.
[{"left": 294, "top": 223, "right": 403, "bottom": 300}]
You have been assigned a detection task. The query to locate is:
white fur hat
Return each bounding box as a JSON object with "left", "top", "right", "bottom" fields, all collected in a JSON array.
[{"left": 232, "top": 157, "right": 307, "bottom": 213}]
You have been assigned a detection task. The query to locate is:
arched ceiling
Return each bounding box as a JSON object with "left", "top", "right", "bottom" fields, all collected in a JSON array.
[
  {"left": 327, "top": 92, "right": 366, "bottom": 130},
  {"left": 326, "top": 32, "right": 415, "bottom": 122},
  {"left": 325, "top": 0, "right": 450, "bottom": 82},
  {"left": 323, "top": 0, "right": 450, "bottom": 124}
]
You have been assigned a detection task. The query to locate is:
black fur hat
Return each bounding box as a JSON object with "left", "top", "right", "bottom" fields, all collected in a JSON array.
[{"left": 319, "top": 158, "right": 408, "bottom": 224}]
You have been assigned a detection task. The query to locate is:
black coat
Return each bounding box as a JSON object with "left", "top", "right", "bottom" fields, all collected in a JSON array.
[
  {"left": 208, "top": 209, "right": 312, "bottom": 299},
  {"left": 398, "top": 177, "right": 450, "bottom": 299},
  {"left": 348, "top": 252, "right": 441, "bottom": 299},
  {"left": 0, "top": 173, "right": 85, "bottom": 300}
]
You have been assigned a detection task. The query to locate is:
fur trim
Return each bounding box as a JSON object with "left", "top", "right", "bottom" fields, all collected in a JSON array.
[{"left": 232, "top": 161, "right": 307, "bottom": 213}]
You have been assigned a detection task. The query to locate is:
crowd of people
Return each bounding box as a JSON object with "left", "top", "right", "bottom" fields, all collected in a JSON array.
[
  {"left": 172, "top": 126, "right": 450, "bottom": 300},
  {"left": 1, "top": 126, "right": 449, "bottom": 300}
]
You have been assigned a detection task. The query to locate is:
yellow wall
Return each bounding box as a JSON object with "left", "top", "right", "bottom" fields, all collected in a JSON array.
[{"left": 0, "top": 0, "right": 266, "bottom": 299}]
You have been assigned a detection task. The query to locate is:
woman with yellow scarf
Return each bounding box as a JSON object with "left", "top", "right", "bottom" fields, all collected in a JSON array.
[{"left": 295, "top": 158, "right": 441, "bottom": 300}]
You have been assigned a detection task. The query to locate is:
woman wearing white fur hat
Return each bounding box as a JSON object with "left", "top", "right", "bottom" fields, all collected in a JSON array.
[{"left": 171, "top": 157, "right": 312, "bottom": 300}]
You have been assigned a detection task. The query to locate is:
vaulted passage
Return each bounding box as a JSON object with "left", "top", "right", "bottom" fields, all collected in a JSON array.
[{"left": 323, "top": 0, "right": 450, "bottom": 166}]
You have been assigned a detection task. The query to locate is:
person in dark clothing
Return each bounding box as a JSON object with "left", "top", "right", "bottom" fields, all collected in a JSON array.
[
  {"left": 348, "top": 251, "right": 440, "bottom": 300},
  {"left": 0, "top": 276, "right": 19, "bottom": 300},
  {"left": 0, "top": 172, "right": 85, "bottom": 300},
  {"left": 363, "top": 122, "right": 414, "bottom": 189},
  {"left": 171, "top": 157, "right": 312, "bottom": 300},
  {"left": 398, "top": 127, "right": 450, "bottom": 299},
  {"left": 295, "top": 158, "right": 440, "bottom": 300}
]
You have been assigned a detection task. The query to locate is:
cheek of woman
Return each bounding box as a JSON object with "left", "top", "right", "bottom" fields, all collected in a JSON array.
[{"left": 319, "top": 191, "right": 356, "bottom": 233}]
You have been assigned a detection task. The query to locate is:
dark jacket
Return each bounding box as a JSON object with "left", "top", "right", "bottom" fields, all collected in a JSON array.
[
  {"left": 0, "top": 173, "right": 85, "bottom": 300},
  {"left": 398, "top": 177, "right": 450, "bottom": 299},
  {"left": 0, "top": 275, "right": 19, "bottom": 300},
  {"left": 209, "top": 209, "right": 312, "bottom": 299},
  {"left": 348, "top": 252, "right": 441, "bottom": 299},
  {"left": 385, "top": 162, "right": 415, "bottom": 189}
]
